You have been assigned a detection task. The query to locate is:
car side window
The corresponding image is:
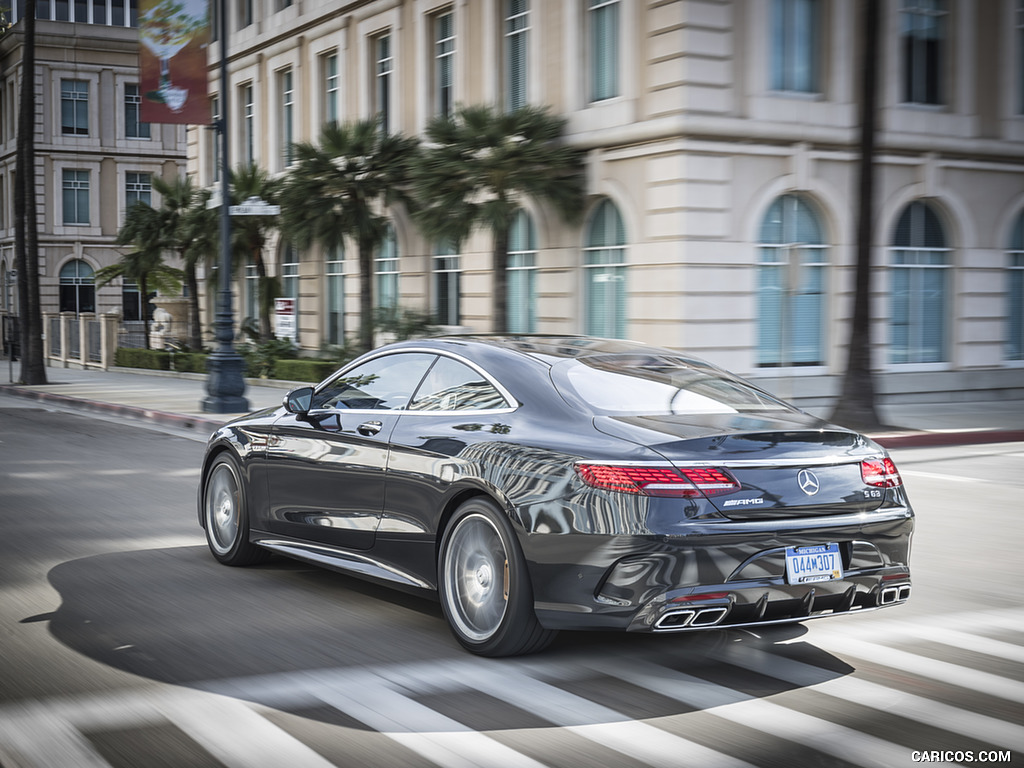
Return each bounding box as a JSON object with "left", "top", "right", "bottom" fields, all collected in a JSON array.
[
  {"left": 408, "top": 355, "right": 510, "bottom": 411},
  {"left": 312, "top": 353, "right": 435, "bottom": 411}
]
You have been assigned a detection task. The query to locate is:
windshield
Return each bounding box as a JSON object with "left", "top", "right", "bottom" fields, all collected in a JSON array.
[{"left": 554, "top": 353, "right": 796, "bottom": 416}]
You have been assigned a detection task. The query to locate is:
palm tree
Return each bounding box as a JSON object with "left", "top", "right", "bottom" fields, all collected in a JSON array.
[
  {"left": 151, "top": 174, "right": 212, "bottom": 351},
  {"left": 279, "top": 119, "right": 419, "bottom": 352},
  {"left": 230, "top": 164, "right": 281, "bottom": 342},
  {"left": 98, "top": 202, "right": 184, "bottom": 350},
  {"left": 411, "top": 104, "right": 586, "bottom": 334}
]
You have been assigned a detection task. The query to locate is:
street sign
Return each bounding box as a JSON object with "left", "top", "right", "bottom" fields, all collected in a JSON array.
[
  {"left": 229, "top": 196, "right": 280, "bottom": 216},
  {"left": 274, "top": 297, "right": 297, "bottom": 342}
]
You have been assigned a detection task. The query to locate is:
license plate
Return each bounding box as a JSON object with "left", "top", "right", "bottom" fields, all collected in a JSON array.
[{"left": 785, "top": 543, "right": 843, "bottom": 584}]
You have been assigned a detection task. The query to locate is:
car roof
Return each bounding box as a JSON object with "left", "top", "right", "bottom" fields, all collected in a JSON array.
[{"left": 414, "top": 335, "right": 690, "bottom": 367}]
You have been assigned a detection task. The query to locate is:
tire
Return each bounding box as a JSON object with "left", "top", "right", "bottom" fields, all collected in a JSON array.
[
  {"left": 202, "top": 453, "right": 271, "bottom": 566},
  {"left": 438, "top": 497, "right": 556, "bottom": 657}
]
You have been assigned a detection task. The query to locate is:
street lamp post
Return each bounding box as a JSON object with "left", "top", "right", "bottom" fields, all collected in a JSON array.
[{"left": 201, "top": 0, "right": 249, "bottom": 413}]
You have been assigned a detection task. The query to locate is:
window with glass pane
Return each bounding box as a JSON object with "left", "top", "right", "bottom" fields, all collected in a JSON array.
[
  {"left": 375, "top": 224, "right": 399, "bottom": 310},
  {"left": 280, "top": 69, "right": 294, "bottom": 167},
  {"left": 409, "top": 355, "right": 509, "bottom": 411},
  {"left": 901, "top": 0, "right": 946, "bottom": 105},
  {"left": 62, "top": 169, "right": 90, "bottom": 225},
  {"left": 244, "top": 258, "right": 259, "bottom": 325},
  {"left": 588, "top": 0, "right": 619, "bottom": 102},
  {"left": 314, "top": 353, "right": 435, "bottom": 411},
  {"left": 375, "top": 34, "right": 393, "bottom": 133},
  {"left": 433, "top": 239, "right": 461, "bottom": 326},
  {"left": 1007, "top": 212, "right": 1024, "bottom": 360},
  {"left": 889, "top": 201, "right": 950, "bottom": 363},
  {"left": 323, "top": 53, "right": 339, "bottom": 126},
  {"left": 434, "top": 11, "right": 455, "bottom": 117},
  {"left": 210, "top": 95, "right": 221, "bottom": 183},
  {"left": 238, "top": 0, "right": 252, "bottom": 28},
  {"left": 1017, "top": 1, "right": 1024, "bottom": 114},
  {"left": 505, "top": 0, "right": 529, "bottom": 111},
  {"left": 771, "top": 0, "right": 820, "bottom": 93},
  {"left": 122, "top": 278, "right": 143, "bottom": 321},
  {"left": 125, "top": 83, "right": 150, "bottom": 138},
  {"left": 125, "top": 171, "right": 151, "bottom": 208},
  {"left": 757, "top": 195, "right": 828, "bottom": 367},
  {"left": 59, "top": 259, "right": 95, "bottom": 314},
  {"left": 281, "top": 243, "right": 299, "bottom": 305},
  {"left": 241, "top": 84, "right": 255, "bottom": 165},
  {"left": 61, "top": 79, "right": 89, "bottom": 135},
  {"left": 507, "top": 209, "right": 537, "bottom": 332},
  {"left": 584, "top": 199, "right": 627, "bottom": 339},
  {"left": 326, "top": 244, "right": 345, "bottom": 345}
]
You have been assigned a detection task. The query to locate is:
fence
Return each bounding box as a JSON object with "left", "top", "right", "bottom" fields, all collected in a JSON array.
[{"left": 43, "top": 313, "right": 119, "bottom": 370}]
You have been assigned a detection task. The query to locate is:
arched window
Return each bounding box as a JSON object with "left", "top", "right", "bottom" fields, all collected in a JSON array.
[
  {"left": 889, "top": 200, "right": 950, "bottom": 364},
  {"left": 507, "top": 209, "right": 537, "bottom": 333},
  {"left": 1007, "top": 211, "right": 1024, "bottom": 361},
  {"left": 583, "top": 199, "right": 627, "bottom": 339},
  {"left": 59, "top": 259, "right": 95, "bottom": 314},
  {"left": 325, "top": 243, "right": 345, "bottom": 346},
  {"left": 433, "top": 237, "right": 461, "bottom": 326},
  {"left": 757, "top": 194, "right": 828, "bottom": 367},
  {"left": 375, "top": 223, "right": 399, "bottom": 310}
]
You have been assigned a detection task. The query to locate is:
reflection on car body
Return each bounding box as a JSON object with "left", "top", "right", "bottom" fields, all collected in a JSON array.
[{"left": 199, "top": 336, "right": 913, "bottom": 656}]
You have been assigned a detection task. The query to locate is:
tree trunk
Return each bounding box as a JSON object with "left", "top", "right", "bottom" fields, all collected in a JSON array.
[
  {"left": 491, "top": 221, "right": 510, "bottom": 335},
  {"left": 831, "top": 0, "right": 881, "bottom": 431},
  {"left": 358, "top": 236, "right": 374, "bottom": 353},
  {"left": 184, "top": 257, "right": 202, "bottom": 350},
  {"left": 141, "top": 275, "right": 152, "bottom": 350},
  {"left": 15, "top": 0, "right": 47, "bottom": 385}
]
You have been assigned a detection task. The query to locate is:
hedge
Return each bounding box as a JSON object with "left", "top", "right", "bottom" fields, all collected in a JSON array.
[
  {"left": 274, "top": 358, "right": 339, "bottom": 383},
  {"left": 114, "top": 348, "right": 208, "bottom": 373}
]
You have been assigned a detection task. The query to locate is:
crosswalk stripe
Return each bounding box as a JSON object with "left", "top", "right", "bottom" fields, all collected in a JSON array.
[
  {"left": 810, "top": 634, "right": 1024, "bottom": 706},
  {"left": 715, "top": 644, "right": 1024, "bottom": 753},
  {"left": 157, "top": 690, "right": 338, "bottom": 768},
  {"left": 600, "top": 659, "right": 961, "bottom": 768},
  {"left": 0, "top": 708, "right": 112, "bottom": 768},
  {"left": 402, "top": 660, "right": 757, "bottom": 768},
  {"left": 309, "top": 671, "right": 551, "bottom": 768},
  {"left": 890, "top": 625, "right": 1024, "bottom": 665}
]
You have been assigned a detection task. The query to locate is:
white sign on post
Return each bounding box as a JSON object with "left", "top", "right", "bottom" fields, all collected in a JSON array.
[{"left": 274, "top": 298, "right": 297, "bottom": 342}]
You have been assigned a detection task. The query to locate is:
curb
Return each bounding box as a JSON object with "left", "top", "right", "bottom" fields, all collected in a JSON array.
[{"left": 0, "top": 384, "right": 227, "bottom": 434}]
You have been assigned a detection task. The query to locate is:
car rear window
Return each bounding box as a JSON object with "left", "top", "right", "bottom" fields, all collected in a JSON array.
[{"left": 555, "top": 354, "right": 795, "bottom": 416}]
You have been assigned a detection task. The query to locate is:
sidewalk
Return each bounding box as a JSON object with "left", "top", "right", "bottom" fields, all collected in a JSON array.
[{"left": 2, "top": 361, "right": 1024, "bottom": 448}]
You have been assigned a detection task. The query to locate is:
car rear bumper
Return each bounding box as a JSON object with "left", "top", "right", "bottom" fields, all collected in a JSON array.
[{"left": 528, "top": 508, "right": 914, "bottom": 632}]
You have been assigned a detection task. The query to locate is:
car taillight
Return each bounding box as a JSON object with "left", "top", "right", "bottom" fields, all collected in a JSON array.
[
  {"left": 575, "top": 464, "right": 739, "bottom": 498},
  {"left": 861, "top": 457, "right": 903, "bottom": 488}
]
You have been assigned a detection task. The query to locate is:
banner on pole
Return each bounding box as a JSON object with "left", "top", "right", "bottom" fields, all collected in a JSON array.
[{"left": 138, "top": 0, "right": 210, "bottom": 125}]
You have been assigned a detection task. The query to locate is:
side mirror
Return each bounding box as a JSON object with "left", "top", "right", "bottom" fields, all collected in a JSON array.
[{"left": 283, "top": 386, "right": 314, "bottom": 415}]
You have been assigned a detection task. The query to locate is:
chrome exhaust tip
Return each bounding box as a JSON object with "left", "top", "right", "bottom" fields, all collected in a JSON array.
[
  {"left": 654, "top": 610, "right": 695, "bottom": 631},
  {"left": 691, "top": 607, "right": 728, "bottom": 627},
  {"left": 897, "top": 585, "right": 911, "bottom": 601},
  {"left": 879, "top": 587, "right": 898, "bottom": 605}
]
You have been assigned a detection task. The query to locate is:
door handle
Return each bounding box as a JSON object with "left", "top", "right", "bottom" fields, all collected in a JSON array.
[{"left": 357, "top": 420, "right": 383, "bottom": 436}]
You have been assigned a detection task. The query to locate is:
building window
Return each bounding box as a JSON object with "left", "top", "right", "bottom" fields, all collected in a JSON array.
[
  {"left": 279, "top": 68, "right": 294, "bottom": 168},
  {"left": 238, "top": 0, "right": 252, "bottom": 29},
  {"left": 210, "top": 95, "right": 221, "bottom": 183},
  {"left": 1007, "top": 212, "right": 1024, "bottom": 360},
  {"left": 375, "top": 223, "right": 399, "bottom": 309},
  {"left": 588, "top": 0, "right": 619, "bottom": 102},
  {"left": 770, "top": 0, "right": 820, "bottom": 93},
  {"left": 433, "top": 10, "right": 455, "bottom": 118},
  {"left": 507, "top": 209, "right": 537, "bottom": 333},
  {"left": 59, "top": 259, "right": 95, "bottom": 314},
  {"left": 1017, "top": 1, "right": 1024, "bottom": 114},
  {"left": 375, "top": 33, "right": 394, "bottom": 133},
  {"left": 125, "top": 83, "right": 150, "bottom": 139},
  {"left": 504, "top": 0, "right": 529, "bottom": 111},
  {"left": 61, "top": 79, "right": 89, "bottom": 136},
  {"left": 62, "top": 169, "right": 90, "bottom": 225},
  {"left": 323, "top": 52, "right": 340, "bottom": 126},
  {"left": 241, "top": 84, "right": 255, "bottom": 166},
  {"left": 583, "top": 199, "right": 627, "bottom": 339},
  {"left": 244, "top": 257, "right": 259, "bottom": 326},
  {"left": 433, "top": 238, "right": 460, "bottom": 326},
  {"left": 121, "top": 279, "right": 152, "bottom": 322},
  {"left": 901, "top": 0, "right": 947, "bottom": 105},
  {"left": 326, "top": 244, "right": 345, "bottom": 345},
  {"left": 125, "top": 171, "right": 151, "bottom": 208},
  {"left": 757, "top": 195, "right": 828, "bottom": 367},
  {"left": 890, "top": 200, "right": 950, "bottom": 364},
  {"left": 281, "top": 242, "right": 299, "bottom": 305}
]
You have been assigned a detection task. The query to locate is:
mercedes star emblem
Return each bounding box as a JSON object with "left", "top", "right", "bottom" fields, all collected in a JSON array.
[{"left": 798, "top": 469, "right": 820, "bottom": 496}]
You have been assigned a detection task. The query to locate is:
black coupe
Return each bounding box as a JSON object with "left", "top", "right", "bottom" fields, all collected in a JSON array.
[{"left": 199, "top": 336, "right": 913, "bottom": 656}]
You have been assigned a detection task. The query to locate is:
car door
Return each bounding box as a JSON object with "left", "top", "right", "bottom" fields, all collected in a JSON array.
[
  {"left": 265, "top": 352, "right": 436, "bottom": 550},
  {"left": 380, "top": 354, "right": 517, "bottom": 538}
]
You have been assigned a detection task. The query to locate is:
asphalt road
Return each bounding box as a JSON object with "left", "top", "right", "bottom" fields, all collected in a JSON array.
[{"left": 1, "top": 398, "right": 1022, "bottom": 768}]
